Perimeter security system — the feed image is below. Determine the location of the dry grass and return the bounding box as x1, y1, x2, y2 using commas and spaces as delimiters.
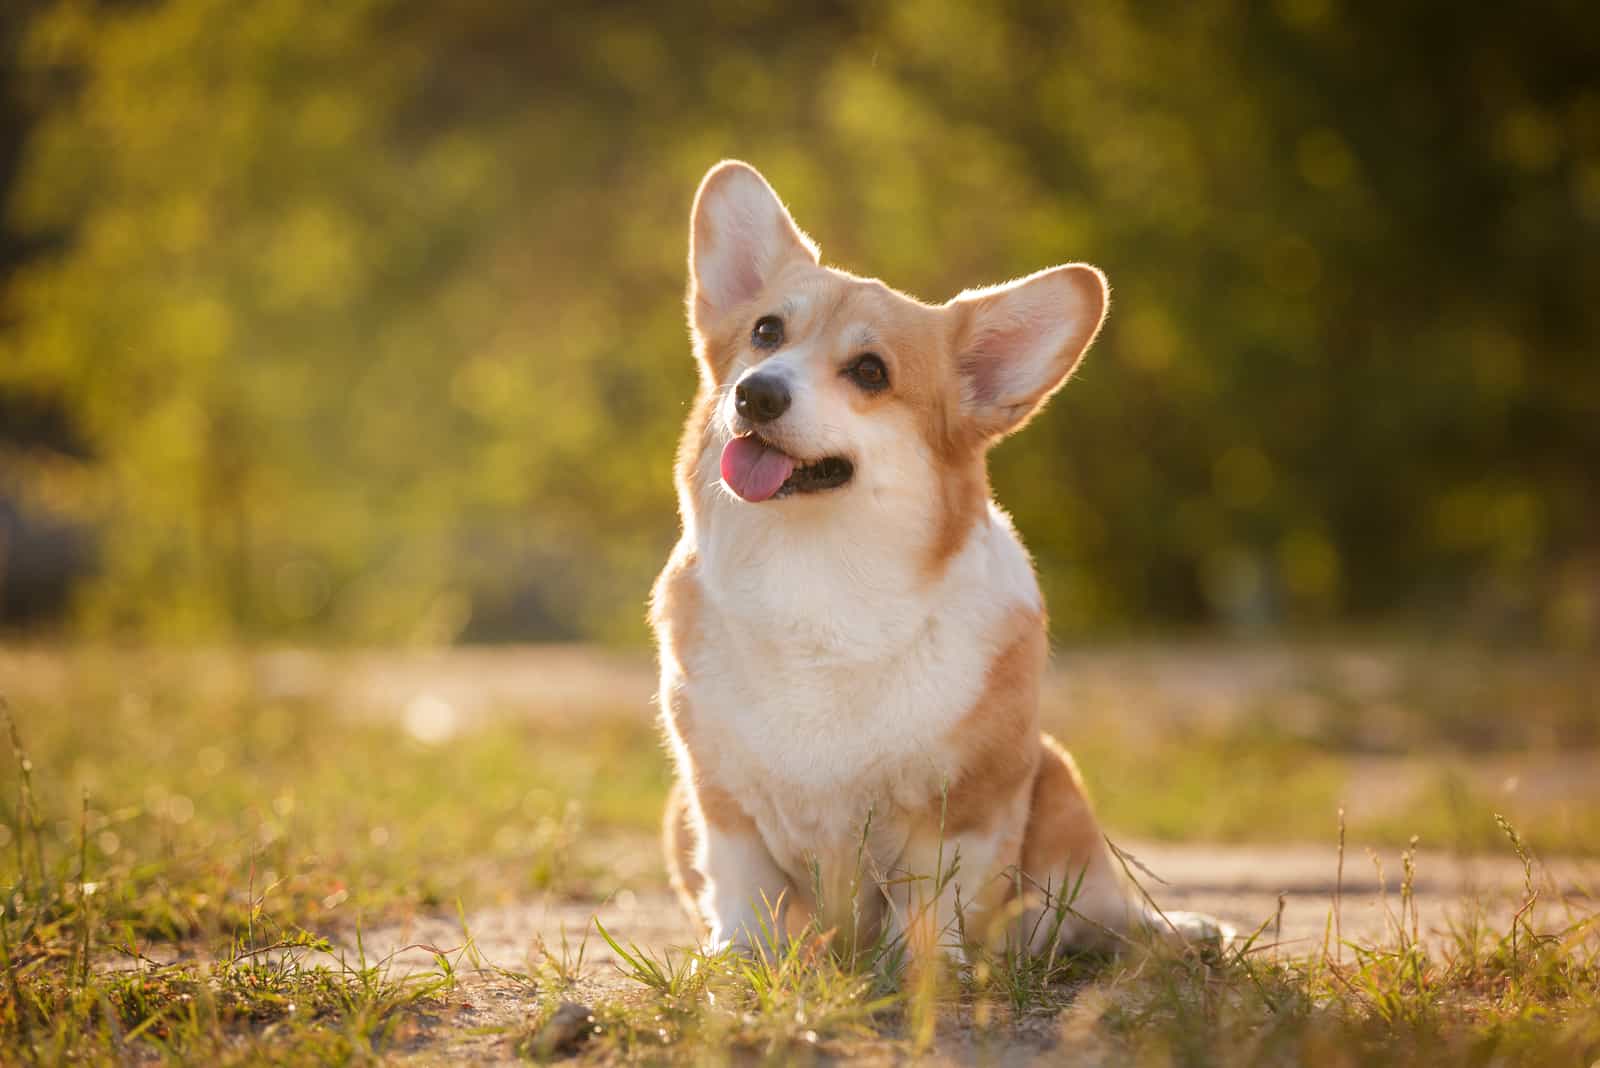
0, 642, 1596, 1063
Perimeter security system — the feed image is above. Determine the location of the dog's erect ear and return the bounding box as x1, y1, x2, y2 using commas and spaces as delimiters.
948, 264, 1108, 439
688, 161, 818, 338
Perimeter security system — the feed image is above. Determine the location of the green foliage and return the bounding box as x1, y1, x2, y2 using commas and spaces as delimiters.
2, 1, 1597, 641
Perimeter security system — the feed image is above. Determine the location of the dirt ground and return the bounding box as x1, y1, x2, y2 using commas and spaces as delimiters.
27, 642, 1586, 1063
353, 839, 1597, 977
326, 838, 1595, 1063
65, 641, 1581, 1059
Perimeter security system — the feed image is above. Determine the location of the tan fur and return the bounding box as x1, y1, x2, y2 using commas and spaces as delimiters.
941, 606, 1047, 834
687, 261, 994, 578
649, 542, 702, 671
695, 780, 757, 833
946, 266, 1109, 440
654, 162, 1224, 960
1021, 734, 1119, 901
925, 456, 990, 576
663, 778, 709, 937
667, 388, 721, 519
654, 546, 759, 916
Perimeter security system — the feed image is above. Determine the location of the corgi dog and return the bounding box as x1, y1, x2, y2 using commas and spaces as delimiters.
653, 161, 1226, 961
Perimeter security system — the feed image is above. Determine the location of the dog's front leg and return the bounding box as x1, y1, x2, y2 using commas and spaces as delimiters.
698, 816, 791, 956
883, 825, 1011, 965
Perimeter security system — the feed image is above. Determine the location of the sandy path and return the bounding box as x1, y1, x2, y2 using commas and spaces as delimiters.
338, 839, 1594, 1062
352, 839, 1597, 978
23, 644, 1588, 1061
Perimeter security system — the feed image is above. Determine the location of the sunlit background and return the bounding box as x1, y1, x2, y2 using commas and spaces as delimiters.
0, 13, 1598, 1048
1, 0, 1594, 648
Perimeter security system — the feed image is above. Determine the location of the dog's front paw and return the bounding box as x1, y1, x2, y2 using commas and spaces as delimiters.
701, 932, 755, 959
1153, 909, 1236, 952
703, 920, 781, 962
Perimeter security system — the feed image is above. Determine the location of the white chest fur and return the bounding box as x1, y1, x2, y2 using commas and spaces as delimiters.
679, 494, 1041, 881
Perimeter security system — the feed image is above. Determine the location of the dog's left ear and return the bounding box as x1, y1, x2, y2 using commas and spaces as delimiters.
688, 161, 818, 340
948, 264, 1108, 440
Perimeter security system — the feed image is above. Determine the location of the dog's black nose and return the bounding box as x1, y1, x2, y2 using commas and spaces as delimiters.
735, 373, 791, 423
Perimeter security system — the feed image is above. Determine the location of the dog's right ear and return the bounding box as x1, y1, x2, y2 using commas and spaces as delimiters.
688, 162, 817, 343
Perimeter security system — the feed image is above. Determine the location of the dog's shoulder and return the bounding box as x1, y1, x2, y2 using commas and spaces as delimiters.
650, 536, 704, 672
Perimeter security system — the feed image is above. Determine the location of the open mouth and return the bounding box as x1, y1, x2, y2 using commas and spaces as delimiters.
720, 434, 854, 503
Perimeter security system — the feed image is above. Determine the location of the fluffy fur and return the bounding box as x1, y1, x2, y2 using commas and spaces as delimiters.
653, 161, 1224, 959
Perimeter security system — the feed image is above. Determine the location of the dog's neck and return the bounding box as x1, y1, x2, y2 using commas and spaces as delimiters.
687, 480, 1029, 668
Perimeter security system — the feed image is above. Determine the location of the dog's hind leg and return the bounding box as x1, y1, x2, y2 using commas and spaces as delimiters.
1019, 733, 1232, 952
1018, 733, 1142, 950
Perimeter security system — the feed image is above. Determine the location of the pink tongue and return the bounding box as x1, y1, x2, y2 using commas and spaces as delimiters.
720, 435, 797, 502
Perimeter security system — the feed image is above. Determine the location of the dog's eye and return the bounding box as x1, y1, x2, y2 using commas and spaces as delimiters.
845, 354, 889, 392
752, 316, 784, 350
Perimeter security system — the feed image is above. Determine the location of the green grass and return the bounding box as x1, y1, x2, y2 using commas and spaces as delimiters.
0, 643, 1597, 1062
0, 653, 674, 1061
528, 826, 1598, 1066
3, 919, 455, 1063
0, 668, 671, 945
1068, 722, 1600, 856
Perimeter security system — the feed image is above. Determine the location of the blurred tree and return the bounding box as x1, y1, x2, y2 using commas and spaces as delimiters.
1, 0, 1596, 644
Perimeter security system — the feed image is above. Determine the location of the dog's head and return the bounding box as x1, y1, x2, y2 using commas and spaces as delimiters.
683, 161, 1106, 557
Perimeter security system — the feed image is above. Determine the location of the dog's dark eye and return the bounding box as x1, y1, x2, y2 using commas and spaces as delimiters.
752, 316, 784, 350
845, 353, 889, 392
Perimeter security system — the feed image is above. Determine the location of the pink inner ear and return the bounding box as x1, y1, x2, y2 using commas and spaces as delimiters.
961, 318, 1037, 404
698, 212, 772, 316
723, 246, 764, 310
